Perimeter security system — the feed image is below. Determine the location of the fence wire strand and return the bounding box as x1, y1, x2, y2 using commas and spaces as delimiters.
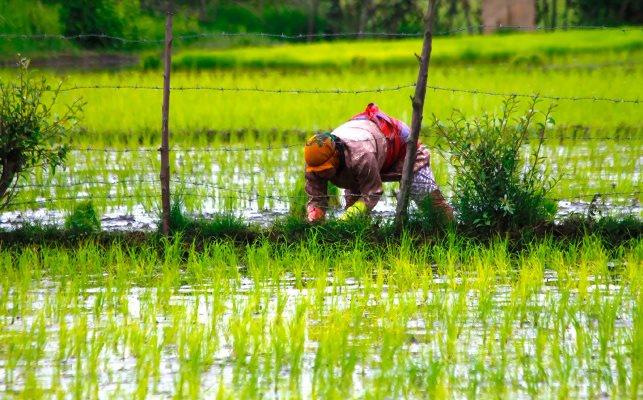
0, 24, 640, 43
53, 83, 642, 105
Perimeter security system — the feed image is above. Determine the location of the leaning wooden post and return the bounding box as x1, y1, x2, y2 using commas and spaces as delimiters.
394, 0, 438, 231
160, 7, 173, 235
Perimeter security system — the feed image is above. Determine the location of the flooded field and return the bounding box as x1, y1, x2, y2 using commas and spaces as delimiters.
2, 139, 641, 230
0, 238, 640, 398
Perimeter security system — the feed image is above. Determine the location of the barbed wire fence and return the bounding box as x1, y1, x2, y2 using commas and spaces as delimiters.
1, 21, 642, 230
1, 24, 641, 43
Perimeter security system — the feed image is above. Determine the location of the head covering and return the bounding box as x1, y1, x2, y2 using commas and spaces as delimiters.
304, 132, 338, 173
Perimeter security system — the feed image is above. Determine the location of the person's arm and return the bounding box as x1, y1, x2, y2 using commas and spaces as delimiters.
305, 171, 328, 222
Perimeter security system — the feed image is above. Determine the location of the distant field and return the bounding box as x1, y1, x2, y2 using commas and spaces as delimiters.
1, 29, 640, 144
170, 29, 643, 69
2, 53, 636, 145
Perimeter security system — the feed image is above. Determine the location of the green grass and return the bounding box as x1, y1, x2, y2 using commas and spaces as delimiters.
0, 235, 640, 398
4, 55, 638, 143
171, 29, 643, 70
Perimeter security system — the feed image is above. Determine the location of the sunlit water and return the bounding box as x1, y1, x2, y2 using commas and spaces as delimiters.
0, 271, 635, 398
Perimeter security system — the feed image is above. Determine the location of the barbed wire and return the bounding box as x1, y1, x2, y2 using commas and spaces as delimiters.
14, 178, 159, 190
53, 83, 642, 104
57, 83, 417, 95
0, 25, 640, 44
67, 133, 642, 154
427, 85, 641, 104
10, 174, 641, 200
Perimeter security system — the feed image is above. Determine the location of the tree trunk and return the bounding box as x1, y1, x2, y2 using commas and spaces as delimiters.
542, 0, 549, 28
563, 0, 569, 29
551, 0, 557, 29
0, 154, 21, 207
198, 0, 207, 22
447, 0, 458, 31
394, 0, 439, 230
462, 0, 474, 34
307, 0, 320, 42
357, 0, 374, 37
328, 0, 343, 35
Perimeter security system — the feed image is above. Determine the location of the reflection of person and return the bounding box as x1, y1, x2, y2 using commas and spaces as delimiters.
304, 103, 454, 222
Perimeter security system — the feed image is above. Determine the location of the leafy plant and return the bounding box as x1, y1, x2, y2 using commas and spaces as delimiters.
408, 194, 453, 234
58, 0, 125, 48
64, 200, 100, 233
434, 96, 558, 233
0, 58, 83, 209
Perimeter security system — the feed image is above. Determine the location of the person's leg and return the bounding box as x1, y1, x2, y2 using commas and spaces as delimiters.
409, 164, 454, 221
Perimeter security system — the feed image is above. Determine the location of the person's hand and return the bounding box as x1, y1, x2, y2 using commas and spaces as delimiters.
339, 201, 368, 220
307, 205, 325, 223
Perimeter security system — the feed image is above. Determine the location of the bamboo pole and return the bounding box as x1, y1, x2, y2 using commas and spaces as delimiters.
160, 8, 173, 235
394, 0, 439, 231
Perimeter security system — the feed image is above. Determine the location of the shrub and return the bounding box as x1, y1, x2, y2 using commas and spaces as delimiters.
58, 0, 124, 48
65, 201, 101, 233
262, 6, 309, 37
433, 97, 558, 233
0, 58, 83, 209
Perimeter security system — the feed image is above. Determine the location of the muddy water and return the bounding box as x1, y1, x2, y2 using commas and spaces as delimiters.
0, 271, 634, 398
0, 200, 640, 231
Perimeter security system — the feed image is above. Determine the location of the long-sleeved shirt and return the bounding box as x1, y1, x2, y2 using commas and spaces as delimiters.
305, 119, 430, 211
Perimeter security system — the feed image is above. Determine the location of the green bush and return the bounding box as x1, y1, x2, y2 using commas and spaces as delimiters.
65, 201, 101, 233
262, 6, 309, 37
408, 195, 453, 234
434, 97, 558, 233
0, 58, 83, 209
0, 0, 66, 54
58, 0, 124, 48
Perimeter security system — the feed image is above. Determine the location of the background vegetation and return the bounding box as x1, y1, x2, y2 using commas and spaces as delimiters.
1, 0, 641, 56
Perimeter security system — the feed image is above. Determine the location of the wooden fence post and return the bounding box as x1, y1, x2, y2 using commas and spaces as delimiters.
160, 7, 173, 235
394, 0, 439, 232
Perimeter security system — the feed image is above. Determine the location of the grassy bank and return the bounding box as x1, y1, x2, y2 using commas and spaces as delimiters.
1, 211, 641, 250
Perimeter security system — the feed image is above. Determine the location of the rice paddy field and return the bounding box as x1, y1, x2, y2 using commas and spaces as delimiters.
2, 31, 642, 224
0, 29, 642, 399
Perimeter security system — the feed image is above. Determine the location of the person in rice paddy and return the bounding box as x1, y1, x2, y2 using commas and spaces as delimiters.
305, 103, 454, 223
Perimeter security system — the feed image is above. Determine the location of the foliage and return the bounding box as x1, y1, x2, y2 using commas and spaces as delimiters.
0, 0, 66, 54
64, 200, 101, 233
288, 180, 307, 218
434, 97, 558, 233
168, 198, 190, 232
57, 0, 125, 48
167, 197, 249, 239
408, 194, 453, 234
0, 58, 83, 209
573, 0, 642, 25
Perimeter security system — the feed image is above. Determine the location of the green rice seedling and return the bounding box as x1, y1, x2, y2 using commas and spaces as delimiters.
64, 200, 101, 233
0, 236, 641, 398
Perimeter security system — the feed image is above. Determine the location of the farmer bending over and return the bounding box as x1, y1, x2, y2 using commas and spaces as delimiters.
305, 103, 454, 222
